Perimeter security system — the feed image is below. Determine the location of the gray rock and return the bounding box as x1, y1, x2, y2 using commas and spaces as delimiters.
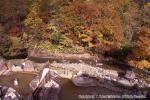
29, 76, 40, 91
4, 87, 20, 100
108, 70, 118, 78
23, 60, 34, 72
124, 69, 135, 80
11, 65, 23, 72
30, 68, 60, 91
2, 70, 12, 76
104, 76, 111, 81
0, 86, 20, 100
72, 73, 98, 87
117, 78, 134, 87
138, 81, 150, 88
1, 86, 9, 94
32, 80, 60, 100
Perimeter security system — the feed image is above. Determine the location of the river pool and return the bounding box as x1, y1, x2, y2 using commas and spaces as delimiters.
0, 72, 127, 100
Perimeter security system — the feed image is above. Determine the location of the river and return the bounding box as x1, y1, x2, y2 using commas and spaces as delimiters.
0, 58, 149, 100
0, 72, 127, 100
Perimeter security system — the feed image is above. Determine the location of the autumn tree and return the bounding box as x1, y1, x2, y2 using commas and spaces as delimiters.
126, 2, 150, 69
127, 27, 150, 69
0, 0, 29, 26
139, 2, 150, 26
53, 0, 125, 52
24, 0, 43, 40
0, 25, 12, 56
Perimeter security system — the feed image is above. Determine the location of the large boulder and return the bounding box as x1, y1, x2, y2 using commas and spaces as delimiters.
117, 78, 135, 87
0, 86, 8, 95
34, 80, 60, 100
72, 72, 98, 87
124, 69, 135, 80
0, 86, 21, 100
29, 76, 40, 91
4, 87, 20, 100
30, 68, 61, 100
30, 68, 60, 91
30, 78, 61, 100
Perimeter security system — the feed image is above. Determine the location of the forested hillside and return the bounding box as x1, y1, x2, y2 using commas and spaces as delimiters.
0, 0, 150, 69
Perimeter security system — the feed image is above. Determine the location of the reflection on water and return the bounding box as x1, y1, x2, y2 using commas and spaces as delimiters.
57, 78, 124, 100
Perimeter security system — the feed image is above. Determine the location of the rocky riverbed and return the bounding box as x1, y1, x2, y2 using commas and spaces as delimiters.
50, 61, 150, 89
0, 56, 150, 99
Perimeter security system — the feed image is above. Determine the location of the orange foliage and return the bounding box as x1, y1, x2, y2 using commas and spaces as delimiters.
128, 60, 150, 69
127, 27, 150, 69
133, 27, 150, 58
75, 1, 99, 20
9, 25, 20, 37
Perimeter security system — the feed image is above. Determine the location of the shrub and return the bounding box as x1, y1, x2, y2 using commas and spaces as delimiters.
128, 60, 150, 69
50, 32, 62, 44
59, 36, 73, 47
126, 27, 150, 69
0, 33, 12, 56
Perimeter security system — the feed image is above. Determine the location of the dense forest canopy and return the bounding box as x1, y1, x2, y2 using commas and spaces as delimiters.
0, 0, 150, 69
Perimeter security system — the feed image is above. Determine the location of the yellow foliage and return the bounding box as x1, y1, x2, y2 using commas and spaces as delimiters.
80, 34, 93, 42
24, 17, 43, 28
24, 1, 43, 28
10, 37, 20, 48
128, 60, 150, 69
22, 32, 28, 40
145, 2, 150, 8
46, 23, 58, 33
88, 42, 94, 48
103, 40, 113, 46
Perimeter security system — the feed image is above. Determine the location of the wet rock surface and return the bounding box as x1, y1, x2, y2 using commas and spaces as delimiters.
0, 86, 21, 100
72, 72, 98, 87
124, 69, 136, 80
117, 70, 150, 89
0, 57, 150, 99
30, 68, 61, 100
117, 78, 135, 87
33, 80, 60, 100
51, 61, 150, 89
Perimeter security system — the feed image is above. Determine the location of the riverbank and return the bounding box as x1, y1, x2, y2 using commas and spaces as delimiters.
1, 55, 150, 88
0, 54, 150, 99
28, 49, 100, 63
